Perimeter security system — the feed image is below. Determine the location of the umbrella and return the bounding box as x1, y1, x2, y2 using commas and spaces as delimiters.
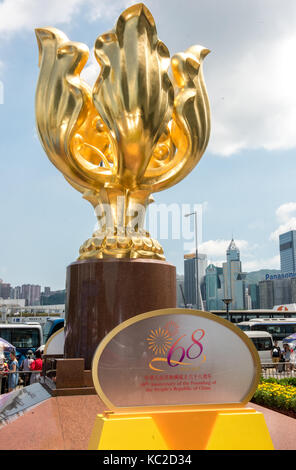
36, 345, 44, 354
282, 333, 296, 343
0, 337, 16, 354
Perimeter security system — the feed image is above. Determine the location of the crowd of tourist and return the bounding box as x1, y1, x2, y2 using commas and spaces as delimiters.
271, 341, 296, 372
0, 349, 43, 395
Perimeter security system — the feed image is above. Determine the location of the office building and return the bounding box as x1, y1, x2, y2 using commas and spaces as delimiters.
176, 274, 185, 308
205, 264, 224, 310
184, 253, 207, 308
248, 284, 260, 309
279, 230, 296, 273
12, 286, 22, 300
222, 239, 247, 310
259, 276, 294, 309
245, 288, 252, 310
0, 280, 11, 299
21, 284, 41, 306
44, 286, 51, 296
291, 277, 296, 302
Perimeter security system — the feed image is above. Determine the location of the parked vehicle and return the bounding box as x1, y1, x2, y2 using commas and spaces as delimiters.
42, 318, 64, 345
237, 318, 296, 344
0, 323, 43, 366
244, 331, 274, 364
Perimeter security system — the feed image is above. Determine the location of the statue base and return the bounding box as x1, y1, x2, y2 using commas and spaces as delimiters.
42, 358, 96, 396
64, 258, 176, 369
88, 407, 274, 450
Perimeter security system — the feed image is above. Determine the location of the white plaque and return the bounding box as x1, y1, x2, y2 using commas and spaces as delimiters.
92, 309, 261, 412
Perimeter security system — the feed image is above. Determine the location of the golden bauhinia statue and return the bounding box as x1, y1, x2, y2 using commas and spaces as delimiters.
35, 3, 210, 260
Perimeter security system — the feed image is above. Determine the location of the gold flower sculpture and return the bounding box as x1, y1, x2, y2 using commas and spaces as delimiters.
35, 3, 210, 260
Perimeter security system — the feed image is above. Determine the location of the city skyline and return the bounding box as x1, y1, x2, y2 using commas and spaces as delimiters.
0, 232, 286, 292
1, 1, 296, 289
1, 231, 294, 311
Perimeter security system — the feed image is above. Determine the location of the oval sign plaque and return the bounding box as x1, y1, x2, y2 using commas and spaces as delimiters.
43, 328, 64, 356
92, 309, 261, 412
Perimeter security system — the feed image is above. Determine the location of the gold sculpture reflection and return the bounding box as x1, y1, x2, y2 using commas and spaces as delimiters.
35, 3, 210, 260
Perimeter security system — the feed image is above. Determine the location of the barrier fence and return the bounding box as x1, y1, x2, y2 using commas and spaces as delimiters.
0, 370, 49, 395
1, 361, 295, 396
0, 356, 60, 395
260, 362, 296, 380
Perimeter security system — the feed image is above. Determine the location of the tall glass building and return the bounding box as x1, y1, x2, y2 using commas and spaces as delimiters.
279, 230, 296, 273
222, 239, 247, 310
205, 264, 224, 310
204, 239, 247, 310
184, 253, 207, 309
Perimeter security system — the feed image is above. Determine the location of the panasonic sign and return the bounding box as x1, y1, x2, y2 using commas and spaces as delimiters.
265, 272, 296, 281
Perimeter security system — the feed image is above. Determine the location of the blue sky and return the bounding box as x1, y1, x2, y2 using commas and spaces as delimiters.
1, 0, 296, 289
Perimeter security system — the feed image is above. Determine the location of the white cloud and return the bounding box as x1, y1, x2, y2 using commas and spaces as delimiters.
242, 255, 280, 272
200, 238, 277, 272
270, 219, 296, 241
270, 202, 296, 240
208, 34, 296, 156
82, 22, 296, 157
200, 239, 252, 260
276, 202, 296, 223
0, 0, 85, 34
85, 0, 134, 22
0, 0, 130, 35
81, 48, 100, 87
148, 0, 296, 157
1, 0, 296, 157
209, 249, 280, 272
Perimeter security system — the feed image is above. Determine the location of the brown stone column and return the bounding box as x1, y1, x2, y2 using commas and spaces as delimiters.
64, 259, 176, 369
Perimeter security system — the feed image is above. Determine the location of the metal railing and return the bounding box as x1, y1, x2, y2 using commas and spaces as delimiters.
0, 369, 53, 395
1, 360, 295, 395
0, 356, 60, 394
261, 362, 296, 380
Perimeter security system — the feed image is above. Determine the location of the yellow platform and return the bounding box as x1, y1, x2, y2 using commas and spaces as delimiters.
88, 406, 274, 450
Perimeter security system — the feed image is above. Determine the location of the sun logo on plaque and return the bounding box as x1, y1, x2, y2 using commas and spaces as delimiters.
146, 328, 173, 356
146, 325, 207, 371
163, 320, 179, 337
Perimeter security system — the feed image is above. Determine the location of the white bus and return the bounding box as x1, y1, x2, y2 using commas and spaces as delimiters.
244, 331, 274, 364
0, 323, 43, 358
236, 318, 296, 344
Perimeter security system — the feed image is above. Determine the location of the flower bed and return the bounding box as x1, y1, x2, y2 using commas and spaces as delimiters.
252, 378, 296, 418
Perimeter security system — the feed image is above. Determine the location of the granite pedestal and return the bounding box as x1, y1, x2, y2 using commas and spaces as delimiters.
64, 258, 176, 370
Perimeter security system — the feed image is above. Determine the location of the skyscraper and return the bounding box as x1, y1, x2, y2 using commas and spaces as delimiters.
279, 230, 296, 273
21, 284, 41, 306
176, 274, 185, 308
248, 284, 260, 309
184, 253, 207, 308
222, 239, 247, 310
205, 264, 224, 310
0, 280, 11, 299
259, 277, 292, 309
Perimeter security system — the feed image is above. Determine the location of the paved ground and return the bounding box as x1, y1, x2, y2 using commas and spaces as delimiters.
1, 361, 295, 451
249, 402, 296, 450
0, 392, 295, 450
0, 394, 102, 450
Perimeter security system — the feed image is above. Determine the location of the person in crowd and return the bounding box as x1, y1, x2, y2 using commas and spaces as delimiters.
30, 350, 43, 384
21, 350, 34, 386
0, 355, 9, 394
271, 341, 281, 371
277, 346, 285, 373
283, 343, 291, 372
8, 351, 19, 392
290, 343, 296, 371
